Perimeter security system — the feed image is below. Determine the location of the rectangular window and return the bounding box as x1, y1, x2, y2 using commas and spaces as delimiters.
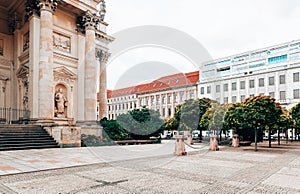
294, 89, 300, 99
259, 93, 264, 96
207, 86, 211, 94
240, 81, 245, 89
157, 96, 160, 105
269, 92, 275, 98
269, 77, 275, 86
294, 72, 299, 82
249, 80, 255, 88
259, 78, 264, 87
167, 95, 171, 104
232, 82, 237, 90
280, 91, 286, 100
250, 94, 254, 98
174, 94, 178, 103
279, 75, 285, 84
224, 83, 228, 92
240, 95, 246, 102
180, 92, 185, 101
151, 97, 155, 105
216, 85, 220, 93
223, 97, 228, 103
268, 54, 287, 64
200, 87, 205, 94
232, 96, 237, 103
190, 93, 195, 99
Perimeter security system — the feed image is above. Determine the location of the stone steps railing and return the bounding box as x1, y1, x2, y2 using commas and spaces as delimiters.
0, 108, 30, 124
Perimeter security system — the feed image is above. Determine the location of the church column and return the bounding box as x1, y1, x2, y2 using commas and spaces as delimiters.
83, 11, 98, 122
38, 1, 59, 120
25, 0, 41, 119
28, 15, 40, 119
9, 12, 22, 110
96, 49, 110, 120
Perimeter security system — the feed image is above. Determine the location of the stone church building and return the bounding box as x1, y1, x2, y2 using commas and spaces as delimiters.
0, 0, 113, 146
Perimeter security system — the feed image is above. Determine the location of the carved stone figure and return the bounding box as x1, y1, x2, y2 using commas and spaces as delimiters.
54, 88, 67, 118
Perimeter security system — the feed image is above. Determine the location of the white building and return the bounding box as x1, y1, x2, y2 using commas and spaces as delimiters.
198, 40, 300, 109
104, 71, 199, 120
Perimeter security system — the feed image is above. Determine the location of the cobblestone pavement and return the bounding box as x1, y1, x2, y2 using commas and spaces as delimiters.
0, 141, 300, 193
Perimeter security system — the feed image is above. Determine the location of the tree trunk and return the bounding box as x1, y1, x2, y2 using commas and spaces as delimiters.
254, 127, 258, 151
187, 131, 193, 145
268, 131, 272, 148
199, 129, 203, 141
219, 130, 222, 142
278, 129, 280, 145
286, 129, 288, 144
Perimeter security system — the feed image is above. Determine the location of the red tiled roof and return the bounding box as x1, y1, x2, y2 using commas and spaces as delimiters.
99, 71, 199, 99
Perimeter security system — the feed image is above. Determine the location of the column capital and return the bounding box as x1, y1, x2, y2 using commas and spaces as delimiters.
39, 0, 60, 12
8, 12, 22, 34
76, 10, 101, 33
25, 0, 60, 21
95, 48, 110, 64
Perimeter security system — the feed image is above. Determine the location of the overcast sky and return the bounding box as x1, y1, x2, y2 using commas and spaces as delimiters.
104, 0, 300, 89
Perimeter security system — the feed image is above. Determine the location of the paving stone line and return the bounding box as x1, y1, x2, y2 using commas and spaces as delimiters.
0, 183, 18, 194
236, 147, 300, 193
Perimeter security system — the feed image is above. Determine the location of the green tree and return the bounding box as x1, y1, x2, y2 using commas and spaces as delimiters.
200, 103, 227, 141
223, 102, 247, 133
174, 98, 212, 140
117, 107, 164, 140
100, 118, 131, 141
276, 109, 292, 145
243, 96, 282, 148
291, 102, 300, 140
164, 117, 179, 131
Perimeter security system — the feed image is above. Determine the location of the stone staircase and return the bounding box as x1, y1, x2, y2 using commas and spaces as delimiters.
0, 125, 59, 151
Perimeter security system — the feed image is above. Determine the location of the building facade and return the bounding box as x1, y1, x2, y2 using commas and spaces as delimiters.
105, 71, 199, 120
199, 40, 300, 109
0, 0, 113, 124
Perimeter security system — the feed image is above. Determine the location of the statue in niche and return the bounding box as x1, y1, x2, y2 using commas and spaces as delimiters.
54, 88, 67, 118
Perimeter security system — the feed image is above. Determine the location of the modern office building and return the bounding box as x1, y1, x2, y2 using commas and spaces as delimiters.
104, 71, 199, 120
198, 39, 300, 109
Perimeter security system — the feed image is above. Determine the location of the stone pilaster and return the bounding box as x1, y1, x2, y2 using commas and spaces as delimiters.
96, 49, 110, 119
38, 1, 58, 121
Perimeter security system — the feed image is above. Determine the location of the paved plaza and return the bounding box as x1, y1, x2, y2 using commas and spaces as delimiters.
0, 140, 300, 193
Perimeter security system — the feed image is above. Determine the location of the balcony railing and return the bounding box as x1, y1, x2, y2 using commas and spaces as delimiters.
0, 108, 30, 124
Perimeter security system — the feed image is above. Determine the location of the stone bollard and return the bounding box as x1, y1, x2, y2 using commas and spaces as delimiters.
232, 134, 239, 147
174, 135, 187, 156
209, 135, 219, 151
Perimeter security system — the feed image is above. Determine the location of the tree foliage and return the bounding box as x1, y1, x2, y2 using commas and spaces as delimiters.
117, 107, 164, 139
173, 98, 213, 133
223, 95, 283, 146
100, 118, 131, 141
223, 103, 247, 132
291, 102, 300, 130
200, 103, 227, 140
243, 96, 282, 130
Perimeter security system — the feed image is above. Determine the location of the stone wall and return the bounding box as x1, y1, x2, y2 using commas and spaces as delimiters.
45, 125, 81, 147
